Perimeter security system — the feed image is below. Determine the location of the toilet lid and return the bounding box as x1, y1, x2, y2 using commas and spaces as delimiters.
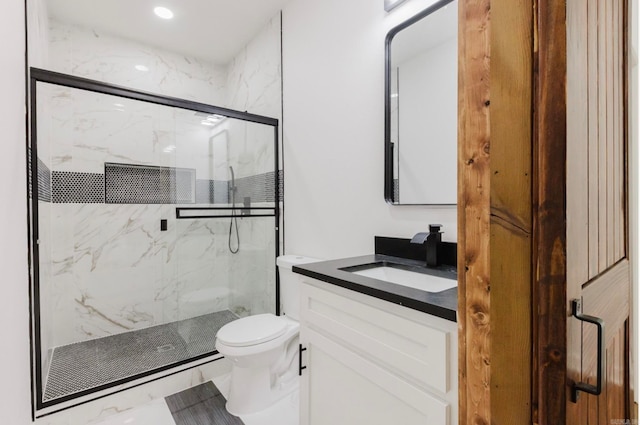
216, 314, 288, 347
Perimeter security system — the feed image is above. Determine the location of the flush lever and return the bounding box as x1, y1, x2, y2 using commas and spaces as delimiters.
570, 299, 605, 402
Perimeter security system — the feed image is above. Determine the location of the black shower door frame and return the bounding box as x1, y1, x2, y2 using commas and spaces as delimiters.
27, 67, 281, 414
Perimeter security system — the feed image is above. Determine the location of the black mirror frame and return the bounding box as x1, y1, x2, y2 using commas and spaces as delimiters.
384, 0, 456, 205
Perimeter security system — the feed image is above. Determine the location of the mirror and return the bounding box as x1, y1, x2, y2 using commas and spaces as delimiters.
385, 0, 458, 205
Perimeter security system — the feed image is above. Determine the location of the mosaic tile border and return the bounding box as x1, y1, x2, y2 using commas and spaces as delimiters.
105, 163, 196, 204
31, 162, 283, 205
233, 170, 281, 204
52, 171, 104, 203
195, 179, 229, 204
37, 159, 52, 202
27, 151, 53, 203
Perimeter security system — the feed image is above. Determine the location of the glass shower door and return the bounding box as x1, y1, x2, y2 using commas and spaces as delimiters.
30, 69, 279, 411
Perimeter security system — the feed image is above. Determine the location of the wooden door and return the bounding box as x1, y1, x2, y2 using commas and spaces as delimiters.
536, 0, 631, 423
457, 0, 632, 423
565, 0, 630, 421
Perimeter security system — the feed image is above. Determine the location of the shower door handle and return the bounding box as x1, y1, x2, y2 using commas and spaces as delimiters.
299, 344, 307, 376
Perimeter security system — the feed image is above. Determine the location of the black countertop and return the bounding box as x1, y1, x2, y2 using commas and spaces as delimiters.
292, 254, 457, 322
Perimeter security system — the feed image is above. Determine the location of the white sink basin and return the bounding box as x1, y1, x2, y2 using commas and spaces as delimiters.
351, 266, 457, 292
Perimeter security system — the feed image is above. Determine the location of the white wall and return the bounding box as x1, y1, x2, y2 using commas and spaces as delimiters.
282, 0, 456, 260
0, 2, 32, 425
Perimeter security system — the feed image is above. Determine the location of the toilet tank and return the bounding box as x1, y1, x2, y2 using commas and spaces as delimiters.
277, 255, 319, 320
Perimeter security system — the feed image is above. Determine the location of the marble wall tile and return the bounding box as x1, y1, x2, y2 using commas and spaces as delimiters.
173, 110, 218, 181
227, 120, 276, 179
226, 15, 282, 119
49, 20, 228, 106
227, 218, 276, 317
49, 203, 167, 346
27, 0, 50, 68
209, 123, 231, 181
41, 13, 282, 350
225, 14, 281, 180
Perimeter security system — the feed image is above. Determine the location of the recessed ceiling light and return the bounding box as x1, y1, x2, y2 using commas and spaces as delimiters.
135, 65, 149, 72
154, 6, 174, 20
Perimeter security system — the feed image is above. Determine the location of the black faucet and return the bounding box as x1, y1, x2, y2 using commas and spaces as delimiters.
410, 224, 443, 267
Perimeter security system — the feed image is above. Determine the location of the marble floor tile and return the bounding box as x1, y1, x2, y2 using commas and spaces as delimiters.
166, 381, 242, 425
84, 374, 298, 425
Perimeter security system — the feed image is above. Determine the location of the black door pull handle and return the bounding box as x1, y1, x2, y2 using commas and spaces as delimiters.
299, 344, 307, 376
570, 299, 605, 402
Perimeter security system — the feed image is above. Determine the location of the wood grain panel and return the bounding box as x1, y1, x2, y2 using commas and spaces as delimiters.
590, 0, 627, 273
582, 323, 628, 423
606, 324, 627, 420
616, 0, 627, 261
587, 391, 599, 424
566, 1, 590, 423
582, 261, 630, 370
566, 0, 590, 287
620, 0, 628, 259
587, 0, 600, 279
489, 0, 533, 421
611, 0, 624, 262
597, 0, 608, 272
458, 0, 491, 422
579, 261, 630, 423
606, 0, 615, 267
533, 0, 568, 422
459, 0, 537, 423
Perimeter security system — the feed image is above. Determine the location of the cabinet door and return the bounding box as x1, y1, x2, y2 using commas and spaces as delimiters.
300, 327, 450, 425
300, 281, 452, 394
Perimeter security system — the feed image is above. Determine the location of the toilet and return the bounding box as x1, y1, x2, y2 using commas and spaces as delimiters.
215, 254, 318, 415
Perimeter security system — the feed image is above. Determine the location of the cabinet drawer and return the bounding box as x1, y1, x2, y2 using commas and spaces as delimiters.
301, 282, 451, 394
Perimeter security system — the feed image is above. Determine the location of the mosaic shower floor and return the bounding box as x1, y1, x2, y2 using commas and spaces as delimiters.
44, 310, 238, 402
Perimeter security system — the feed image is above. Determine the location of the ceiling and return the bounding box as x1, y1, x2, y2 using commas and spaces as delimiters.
46, 0, 291, 65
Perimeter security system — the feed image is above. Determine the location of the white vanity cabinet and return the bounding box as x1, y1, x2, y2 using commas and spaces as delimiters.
298, 278, 458, 425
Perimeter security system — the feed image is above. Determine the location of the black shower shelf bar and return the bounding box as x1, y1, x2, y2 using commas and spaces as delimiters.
176, 206, 276, 219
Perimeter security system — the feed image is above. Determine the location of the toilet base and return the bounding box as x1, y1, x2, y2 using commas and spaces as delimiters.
225, 365, 299, 416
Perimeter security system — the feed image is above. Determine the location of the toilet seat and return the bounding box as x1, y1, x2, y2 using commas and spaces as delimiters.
216, 314, 287, 347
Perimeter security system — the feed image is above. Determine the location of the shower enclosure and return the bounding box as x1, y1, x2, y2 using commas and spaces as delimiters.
28, 68, 280, 411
